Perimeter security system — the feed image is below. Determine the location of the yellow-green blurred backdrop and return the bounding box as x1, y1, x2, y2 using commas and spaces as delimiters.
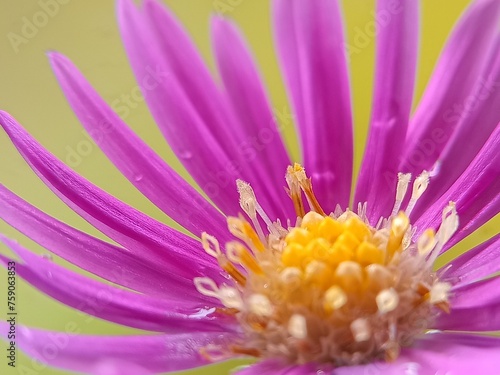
0, 1, 497, 374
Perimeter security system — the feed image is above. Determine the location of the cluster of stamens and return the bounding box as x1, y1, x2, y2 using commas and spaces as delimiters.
195, 164, 458, 366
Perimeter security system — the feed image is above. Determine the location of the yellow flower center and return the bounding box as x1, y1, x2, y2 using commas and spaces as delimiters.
195, 164, 457, 366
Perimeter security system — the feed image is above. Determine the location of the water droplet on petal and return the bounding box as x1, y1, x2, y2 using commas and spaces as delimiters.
41, 254, 53, 261
179, 150, 193, 160
46, 271, 53, 279
133, 174, 143, 182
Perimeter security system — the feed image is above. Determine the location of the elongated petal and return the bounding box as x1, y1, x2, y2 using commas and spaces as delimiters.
440, 234, 500, 287
410, 41, 500, 220
211, 16, 293, 217
355, 0, 419, 221
0, 184, 181, 298
273, 0, 353, 211
118, 0, 286, 219
1, 324, 233, 375
414, 123, 500, 251
435, 277, 500, 331
0, 111, 222, 297
48, 52, 228, 239
0, 237, 228, 329
402, 0, 500, 174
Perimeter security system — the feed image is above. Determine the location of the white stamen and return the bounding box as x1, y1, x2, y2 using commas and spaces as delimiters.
237, 179, 257, 218
194, 277, 220, 299
201, 233, 222, 258
237, 179, 273, 242
300, 211, 324, 228
417, 229, 436, 256
333, 204, 344, 218
391, 173, 411, 216
357, 202, 368, 222
429, 282, 452, 304
336, 261, 363, 284
288, 314, 308, 339
194, 277, 244, 309
237, 180, 267, 242
376, 288, 400, 314
225, 242, 242, 264
218, 286, 244, 310
324, 285, 348, 310
427, 202, 459, 265
248, 294, 273, 317
405, 171, 430, 216
350, 318, 371, 342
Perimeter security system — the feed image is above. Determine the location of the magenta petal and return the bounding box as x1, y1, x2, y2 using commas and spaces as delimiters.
0, 184, 186, 298
402, 0, 500, 175
1, 324, 233, 375
414, 124, 500, 251
0, 111, 222, 291
48, 51, 227, 239
273, 0, 353, 211
0, 237, 228, 330
440, 234, 500, 287
117, 0, 286, 219
409, 39, 500, 220
435, 276, 500, 331
210, 16, 294, 218
117, 0, 239, 216
355, 0, 419, 222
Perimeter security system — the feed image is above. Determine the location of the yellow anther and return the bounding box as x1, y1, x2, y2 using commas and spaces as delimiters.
316, 216, 344, 242
305, 238, 330, 262
356, 241, 384, 266
285, 228, 313, 246
323, 285, 347, 312
386, 212, 410, 260
336, 231, 361, 250
226, 242, 263, 275
344, 217, 371, 241
326, 242, 354, 266
281, 243, 307, 268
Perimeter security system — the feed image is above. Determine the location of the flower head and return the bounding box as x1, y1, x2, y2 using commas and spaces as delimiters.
1, 0, 500, 374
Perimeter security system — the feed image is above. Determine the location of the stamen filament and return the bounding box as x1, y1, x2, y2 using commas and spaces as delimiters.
405, 171, 430, 216
218, 256, 247, 286
391, 173, 411, 216
227, 242, 263, 274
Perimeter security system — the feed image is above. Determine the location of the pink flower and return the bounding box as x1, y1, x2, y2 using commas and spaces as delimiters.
1, 0, 500, 374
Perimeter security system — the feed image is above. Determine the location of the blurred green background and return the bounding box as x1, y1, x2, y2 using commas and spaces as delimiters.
0, 0, 498, 374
